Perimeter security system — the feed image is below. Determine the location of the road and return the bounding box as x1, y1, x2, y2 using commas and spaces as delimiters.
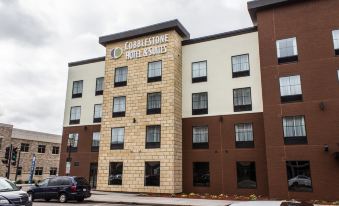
32, 200, 154, 206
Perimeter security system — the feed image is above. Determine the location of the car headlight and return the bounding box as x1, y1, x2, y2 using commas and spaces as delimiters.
0, 197, 10, 205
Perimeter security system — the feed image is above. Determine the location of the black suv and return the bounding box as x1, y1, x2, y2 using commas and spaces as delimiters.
27, 176, 91, 203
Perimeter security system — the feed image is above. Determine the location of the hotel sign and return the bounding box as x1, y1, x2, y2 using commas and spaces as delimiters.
111, 34, 169, 60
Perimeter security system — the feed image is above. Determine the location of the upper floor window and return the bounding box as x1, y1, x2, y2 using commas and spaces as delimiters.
192, 61, 207, 83
113, 96, 126, 117
283, 116, 307, 145
68, 133, 79, 152
52, 146, 59, 154
111, 127, 124, 149
20, 143, 29, 152
232, 54, 250, 78
95, 77, 104, 95
0, 138, 2, 150
146, 125, 161, 149
70, 106, 81, 124
147, 92, 161, 115
93, 104, 102, 123
332, 30, 339, 55
279, 75, 302, 103
233, 88, 252, 112
72, 80, 83, 98
276, 37, 298, 64
148, 61, 162, 83
192, 126, 208, 149
114, 67, 128, 87
286, 161, 312, 192
38, 145, 46, 154
192, 92, 208, 115
92, 132, 100, 152
337, 70, 339, 81
235, 123, 254, 148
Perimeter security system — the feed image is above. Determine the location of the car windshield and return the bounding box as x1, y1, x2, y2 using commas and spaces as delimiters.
0, 179, 19, 192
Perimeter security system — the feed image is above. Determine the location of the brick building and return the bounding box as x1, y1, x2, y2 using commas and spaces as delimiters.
0, 123, 61, 182
59, 0, 339, 200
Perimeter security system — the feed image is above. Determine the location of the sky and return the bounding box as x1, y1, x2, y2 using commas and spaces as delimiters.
0, 0, 253, 135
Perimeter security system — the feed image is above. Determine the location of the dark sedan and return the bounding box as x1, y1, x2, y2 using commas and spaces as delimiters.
0, 177, 32, 206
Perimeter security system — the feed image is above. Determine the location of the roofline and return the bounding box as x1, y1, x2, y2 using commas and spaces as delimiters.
12, 128, 61, 137
68, 56, 105, 67
99, 19, 190, 46
247, 0, 305, 24
182, 26, 257, 46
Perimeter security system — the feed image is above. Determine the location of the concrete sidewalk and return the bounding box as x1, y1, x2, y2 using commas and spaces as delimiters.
88, 190, 235, 206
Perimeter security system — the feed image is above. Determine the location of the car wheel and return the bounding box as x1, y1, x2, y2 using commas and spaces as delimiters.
27, 192, 34, 202
77, 197, 84, 202
58, 193, 67, 203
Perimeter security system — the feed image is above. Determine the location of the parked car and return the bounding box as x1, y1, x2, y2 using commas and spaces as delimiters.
27, 176, 91, 203
0, 177, 32, 206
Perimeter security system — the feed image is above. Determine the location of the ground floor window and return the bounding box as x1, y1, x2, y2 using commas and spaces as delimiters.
286, 161, 312, 192
145, 161, 160, 187
237, 161, 257, 189
50, 167, 57, 176
193, 162, 210, 187
16, 167, 22, 176
108, 162, 123, 185
35, 167, 43, 176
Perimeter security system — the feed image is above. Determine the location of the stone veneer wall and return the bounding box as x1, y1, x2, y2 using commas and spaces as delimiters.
97, 30, 183, 193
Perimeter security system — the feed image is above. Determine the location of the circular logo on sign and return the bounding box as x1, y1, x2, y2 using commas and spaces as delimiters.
111, 47, 123, 59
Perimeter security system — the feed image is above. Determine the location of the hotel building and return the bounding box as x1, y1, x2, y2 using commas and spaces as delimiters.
60, 0, 339, 200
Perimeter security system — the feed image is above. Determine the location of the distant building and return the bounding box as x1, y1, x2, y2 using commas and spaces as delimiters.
0, 123, 61, 182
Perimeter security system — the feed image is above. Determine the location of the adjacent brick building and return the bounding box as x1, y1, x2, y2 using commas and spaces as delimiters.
60, 0, 339, 200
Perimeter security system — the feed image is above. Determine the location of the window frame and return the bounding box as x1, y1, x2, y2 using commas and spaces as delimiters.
111, 127, 124, 150
91, 132, 100, 152
147, 60, 162, 83
72, 80, 83, 98
112, 96, 126, 117
231, 54, 250, 78
282, 115, 308, 145
279, 75, 303, 103
192, 126, 209, 149
191, 60, 207, 83
193, 162, 210, 187
276, 37, 298, 64
286, 160, 313, 192
52, 146, 59, 155
234, 123, 254, 148
114, 66, 128, 87
49, 167, 57, 176
233, 87, 252, 112
144, 161, 160, 187
95, 77, 104, 95
16, 166, 22, 176
20, 143, 30, 152
192, 92, 208, 115
37, 145, 46, 154
93, 104, 102, 123
145, 125, 161, 149
147, 92, 161, 115
236, 161, 257, 189
108, 162, 123, 185
69, 106, 81, 124
67, 133, 79, 152
35, 167, 43, 176
332, 29, 339, 55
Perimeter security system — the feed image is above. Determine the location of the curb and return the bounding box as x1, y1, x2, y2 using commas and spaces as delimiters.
87, 199, 192, 206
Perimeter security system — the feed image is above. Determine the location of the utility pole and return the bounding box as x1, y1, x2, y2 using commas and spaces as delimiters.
7, 144, 12, 179
15, 149, 21, 182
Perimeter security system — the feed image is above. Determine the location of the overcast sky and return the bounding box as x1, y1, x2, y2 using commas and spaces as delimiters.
0, 0, 253, 134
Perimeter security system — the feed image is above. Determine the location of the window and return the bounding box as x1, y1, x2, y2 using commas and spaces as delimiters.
108, 162, 123, 185
145, 161, 160, 186
193, 162, 209, 187
35, 167, 43, 176
113, 96, 126, 117
147, 92, 161, 115
232, 54, 250, 78
148, 61, 162, 83
16, 167, 22, 176
286, 161, 312, 192
233, 88, 252, 112
235, 123, 254, 148
337, 70, 339, 81
52, 146, 59, 154
192, 92, 208, 115
68, 133, 79, 152
237, 161, 257, 189
283, 116, 307, 144
146, 125, 161, 149
114, 67, 128, 87
70, 106, 81, 124
276, 37, 298, 64
37, 145, 46, 153
20, 143, 29, 152
0, 138, 2, 150
192, 126, 208, 149
95, 77, 104, 95
50, 167, 57, 176
92, 132, 100, 152
111, 128, 124, 149
279, 75, 302, 103
93, 104, 102, 123
72, 80, 83, 98
332, 30, 339, 55
192, 61, 207, 83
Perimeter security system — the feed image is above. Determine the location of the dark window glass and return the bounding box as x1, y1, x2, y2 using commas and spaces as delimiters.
72, 80, 83, 98
37, 145, 46, 153
145, 161, 160, 186
232, 54, 250, 78
279, 75, 302, 103
146, 125, 161, 149
17, 167, 22, 176
192, 61, 207, 83
35, 167, 43, 175
108, 162, 123, 185
147, 92, 161, 115
286, 161, 312, 192
113, 96, 126, 117
192, 126, 208, 149
276, 37, 298, 64
283, 116, 307, 144
70, 106, 81, 124
235, 123, 254, 148
111, 128, 124, 149
148, 61, 162, 82
50, 167, 57, 176
193, 162, 210, 187
114, 67, 128, 87
192, 92, 208, 115
52, 146, 59, 154
93, 104, 102, 123
20, 143, 29, 152
95, 77, 104, 95
237, 161, 257, 189
233, 88, 252, 112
